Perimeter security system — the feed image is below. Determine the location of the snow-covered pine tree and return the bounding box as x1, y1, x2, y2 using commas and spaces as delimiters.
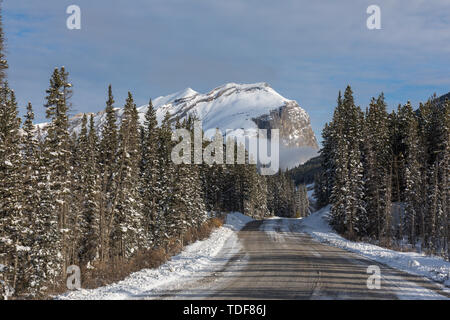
77, 114, 101, 263
98, 85, 119, 261
316, 122, 334, 208
140, 99, 160, 248
329, 91, 349, 234
20, 102, 40, 294
364, 94, 392, 239
112, 92, 144, 259
0, 85, 27, 298
43, 67, 73, 275
184, 119, 207, 228
26, 120, 62, 296
402, 102, 422, 246
154, 112, 175, 248
66, 130, 83, 266
327, 86, 366, 239
170, 118, 192, 240
443, 99, 450, 260
345, 90, 365, 240
424, 97, 448, 255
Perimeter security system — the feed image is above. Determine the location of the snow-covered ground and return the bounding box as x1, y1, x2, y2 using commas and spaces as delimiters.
300, 205, 450, 290
58, 213, 252, 300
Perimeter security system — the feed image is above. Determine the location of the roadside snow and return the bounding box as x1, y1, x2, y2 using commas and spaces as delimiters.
58, 213, 251, 300
300, 205, 450, 290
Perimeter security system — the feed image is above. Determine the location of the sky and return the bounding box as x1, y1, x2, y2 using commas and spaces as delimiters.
3, 0, 450, 143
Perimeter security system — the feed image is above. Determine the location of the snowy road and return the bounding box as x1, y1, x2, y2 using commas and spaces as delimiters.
151, 218, 449, 300
60, 213, 449, 300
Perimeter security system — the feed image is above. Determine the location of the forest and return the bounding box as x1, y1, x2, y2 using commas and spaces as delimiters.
0, 64, 310, 298
314, 86, 449, 260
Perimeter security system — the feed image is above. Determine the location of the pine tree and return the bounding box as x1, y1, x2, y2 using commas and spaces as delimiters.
77, 114, 101, 263
424, 97, 449, 254
98, 85, 119, 261
402, 102, 421, 245
364, 94, 391, 239
327, 86, 366, 239
140, 99, 159, 247
67, 131, 83, 266
0, 85, 26, 297
112, 92, 144, 259
442, 99, 450, 260
43, 67, 72, 276
154, 112, 176, 247
27, 122, 62, 296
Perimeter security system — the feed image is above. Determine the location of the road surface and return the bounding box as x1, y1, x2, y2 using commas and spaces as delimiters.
150, 219, 449, 300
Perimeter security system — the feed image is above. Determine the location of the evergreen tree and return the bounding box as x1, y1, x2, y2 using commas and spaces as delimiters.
140, 99, 159, 247
364, 94, 391, 239
43, 67, 73, 275
112, 92, 144, 259
98, 85, 119, 261
78, 114, 101, 263
402, 102, 422, 245
0, 85, 26, 297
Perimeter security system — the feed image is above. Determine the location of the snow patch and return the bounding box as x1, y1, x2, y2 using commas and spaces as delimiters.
57, 213, 252, 300
300, 205, 450, 290
225, 212, 253, 231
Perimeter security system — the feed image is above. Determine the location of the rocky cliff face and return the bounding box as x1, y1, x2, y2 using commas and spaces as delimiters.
252, 100, 318, 149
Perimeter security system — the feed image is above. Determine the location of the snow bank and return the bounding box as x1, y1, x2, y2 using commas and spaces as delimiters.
301, 205, 450, 288
58, 213, 252, 300
224, 212, 253, 231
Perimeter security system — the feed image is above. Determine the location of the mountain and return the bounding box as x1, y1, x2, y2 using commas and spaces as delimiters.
437, 92, 450, 105
39, 82, 319, 167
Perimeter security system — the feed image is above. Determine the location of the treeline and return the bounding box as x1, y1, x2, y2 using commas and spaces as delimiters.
267, 171, 309, 218
315, 86, 449, 260
288, 155, 322, 186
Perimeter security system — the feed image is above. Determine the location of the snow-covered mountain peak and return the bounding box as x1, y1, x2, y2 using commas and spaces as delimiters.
152, 87, 199, 107
37, 82, 319, 167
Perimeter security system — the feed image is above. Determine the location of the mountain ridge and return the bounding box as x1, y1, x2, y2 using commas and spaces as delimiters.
36, 82, 319, 167
39, 82, 318, 149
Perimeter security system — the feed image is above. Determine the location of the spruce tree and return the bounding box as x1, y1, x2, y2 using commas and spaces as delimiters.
154, 112, 176, 247
402, 102, 422, 245
112, 92, 144, 259
77, 114, 101, 263
0, 85, 26, 297
43, 67, 73, 275
364, 94, 391, 239
140, 99, 159, 247
98, 85, 119, 261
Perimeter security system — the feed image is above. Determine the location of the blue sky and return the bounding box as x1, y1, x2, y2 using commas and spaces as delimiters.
3, 0, 450, 142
